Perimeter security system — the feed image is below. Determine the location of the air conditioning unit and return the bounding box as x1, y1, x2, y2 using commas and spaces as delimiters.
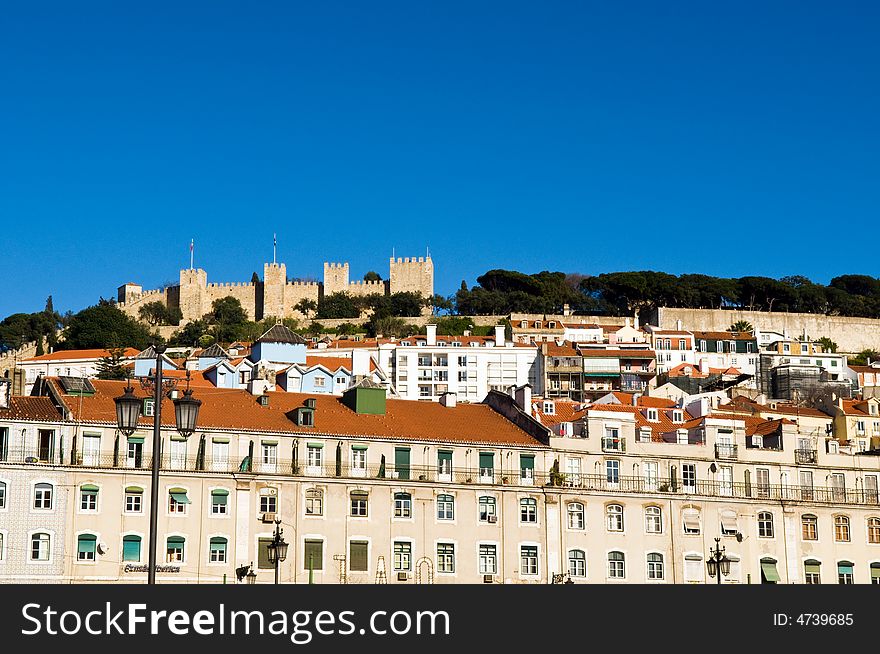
487, 515, 498, 523
483, 574, 494, 584
261, 512, 276, 523
397, 572, 409, 581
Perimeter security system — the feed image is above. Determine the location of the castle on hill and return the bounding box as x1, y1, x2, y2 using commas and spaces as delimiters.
117, 257, 433, 323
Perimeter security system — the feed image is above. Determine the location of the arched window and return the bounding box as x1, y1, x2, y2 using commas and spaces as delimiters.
568, 549, 586, 577
479, 496, 497, 522
801, 514, 818, 541
757, 511, 774, 538
567, 502, 585, 530
607, 551, 625, 578
394, 492, 412, 518
122, 535, 141, 562
868, 517, 880, 544
30, 532, 51, 561
834, 515, 851, 542
804, 559, 821, 584
837, 560, 854, 584
606, 504, 624, 532
305, 488, 322, 516
77, 534, 97, 562
209, 537, 227, 563
645, 506, 662, 533
437, 494, 454, 520
647, 553, 664, 580
0, 481, 6, 509
520, 498, 537, 524
34, 483, 53, 510
166, 536, 185, 563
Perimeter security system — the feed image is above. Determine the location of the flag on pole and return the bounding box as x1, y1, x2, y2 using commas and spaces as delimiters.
273, 233, 277, 264
190, 239, 194, 269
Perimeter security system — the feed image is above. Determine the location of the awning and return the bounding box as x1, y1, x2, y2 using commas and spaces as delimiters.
805, 560, 821, 575
520, 454, 535, 470
262, 439, 279, 445
78, 535, 97, 553
720, 512, 738, 533
308, 442, 324, 449
80, 484, 99, 495
170, 434, 188, 442
438, 450, 452, 462
127, 436, 145, 444
125, 486, 144, 493
212, 437, 230, 444
683, 510, 701, 532
211, 489, 229, 504
761, 560, 780, 582
351, 445, 368, 451
838, 562, 854, 575
169, 488, 191, 504
871, 564, 880, 580
479, 452, 494, 468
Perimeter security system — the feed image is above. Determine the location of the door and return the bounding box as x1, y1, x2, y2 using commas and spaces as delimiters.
866, 475, 879, 504
82, 434, 100, 466
682, 463, 696, 493
38, 430, 54, 463
212, 441, 229, 472
799, 470, 813, 500
395, 447, 411, 480
127, 440, 144, 468
719, 466, 733, 496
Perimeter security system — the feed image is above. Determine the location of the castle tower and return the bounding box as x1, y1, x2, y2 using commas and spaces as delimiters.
263, 262, 287, 320
323, 262, 350, 296
389, 256, 433, 299
117, 282, 143, 305
178, 268, 209, 322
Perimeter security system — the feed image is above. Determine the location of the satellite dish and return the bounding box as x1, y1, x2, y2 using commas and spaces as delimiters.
97, 542, 108, 555
735, 532, 744, 543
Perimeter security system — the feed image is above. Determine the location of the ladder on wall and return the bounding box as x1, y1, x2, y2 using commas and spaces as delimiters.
375, 556, 387, 584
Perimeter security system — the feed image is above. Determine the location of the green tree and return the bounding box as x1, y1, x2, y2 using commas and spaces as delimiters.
168, 319, 210, 347
729, 320, 754, 332
60, 300, 155, 350
294, 299, 318, 316
363, 271, 382, 282
817, 337, 837, 353
429, 294, 454, 315
207, 296, 249, 343
97, 346, 131, 380
317, 293, 361, 319
138, 301, 170, 326
367, 316, 416, 338
848, 349, 880, 366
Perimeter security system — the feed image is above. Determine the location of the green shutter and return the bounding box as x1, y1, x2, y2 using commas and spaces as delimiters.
520, 454, 535, 470
838, 562, 854, 575
212, 437, 230, 444
169, 488, 191, 504
351, 445, 368, 451
262, 440, 279, 445
125, 486, 144, 493
78, 535, 97, 554
127, 436, 145, 444
805, 561, 821, 575
395, 448, 411, 480
871, 564, 880, 580
305, 539, 323, 571
170, 434, 187, 442
308, 442, 324, 449
258, 538, 273, 569
122, 536, 141, 561
761, 560, 780, 582
211, 489, 229, 505
350, 541, 368, 572
479, 452, 494, 469
80, 484, 99, 494
438, 450, 452, 464
209, 537, 227, 552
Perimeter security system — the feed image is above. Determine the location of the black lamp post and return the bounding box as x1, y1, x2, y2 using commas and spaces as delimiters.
236, 562, 258, 584
266, 518, 288, 585
706, 537, 731, 585
114, 345, 201, 585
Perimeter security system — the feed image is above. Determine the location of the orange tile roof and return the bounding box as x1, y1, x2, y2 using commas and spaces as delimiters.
691, 331, 755, 341
23, 348, 140, 362
543, 342, 579, 357
148, 369, 216, 388
841, 400, 875, 417
45, 379, 546, 447
533, 400, 588, 426
579, 348, 655, 358
0, 397, 64, 422
304, 355, 353, 371
721, 397, 829, 419
587, 402, 693, 441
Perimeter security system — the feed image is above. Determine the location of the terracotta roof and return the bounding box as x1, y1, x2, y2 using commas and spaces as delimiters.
0, 397, 64, 422
579, 349, 654, 358
149, 369, 216, 388
543, 342, 579, 357
43, 378, 546, 447
841, 400, 877, 417
23, 348, 139, 362
724, 397, 830, 419
742, 416, 795, 437
533, 400, 588, 426
587, 402, 693, 441
560, 322, 601, 329
691, 331, 755, 341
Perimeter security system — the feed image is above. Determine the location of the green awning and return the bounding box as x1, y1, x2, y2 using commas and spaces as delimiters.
170, 434, 188, 442
804, 561, 821, 575
169, 488, 190, 504
209, 537, 227, 546
351, 445, 368, 451
262, 439, 279, 445
125, 486, 144, 493
127, 436, 145, 444
838, 562, 854, 575
212, 437, 230, 443
871, 564, 880, 580
308, 442, 324, 448
211, 489, 228, 505
167, 536, 185, 546
122, 536, 141, 561
80, 484, 99, 494
761, 560, 780, 582
78, 535, 96, 553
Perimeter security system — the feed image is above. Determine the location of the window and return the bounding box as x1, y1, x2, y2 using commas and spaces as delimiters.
520, 454, 535, 483
568, 502, 585, 530
756, 468, 770, 498
305, 488, 323, 516
0, 481, 5, 509
31, 533, 51, 561
394, 447, 411, 480
868, 517, 880, 544
166, 536, 185, 563
804, 560, 821, 584
831, 473, 846, 501
168, 488, 190, 514
304, 539, 323, 571
169, 439, 187, 470
350, 491, 368, 517
261, 442, 277, 472
307, 444, 323, 468
81, 433, 101, 466
77, 534, 97, 562
122, 535, 141, 562
143, 399, 155, 417
682, 464, 696, 492
437, 494, 454, 520
351, 446, 367, 472
682, 508, 701, 535
758, 511, 774, 538
209, 537, 227, 563
838, 561, 854, 584
644, 461, 658, 491
80, 485, 98, 511
802, 514, 818, 541
211, 489, 229, 515
125, 487, 143, 513
645, 506, 662, 533
127, 439, 144, 468
479, 496, 497, 522
349, 541, 368, 572
34, 483, 53, 510
393, 542, 411, 571
569, 549, 586, 578
520, 498, 537, 524
606, 504, 624, 532
799, 470, 814, 501
437, 450, 452, 477
608, 551, 625, 579
479, 544, 497, 575
212, 440, 229, 471
437, 543, 455, 573
647, 553, 664, 580
394, 493, 412, 518
260, 491, 278, 514
720, 509, 738, 536
684, 554, 704, 583
314, 376, 326, 388
646, 409, 658, 422
872, 563, 880, 585
606, 460, 620, 486
520, 545, 538, 576
834, 515, 851, 542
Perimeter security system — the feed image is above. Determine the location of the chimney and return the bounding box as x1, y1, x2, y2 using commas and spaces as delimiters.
563, 303, 571, 316
0, 378, 9, 409
248, 379, 274, 396
676, 319, 682, 330
352, 350, 370, 376
699, 358, 709, 375
494, 324, 505, 347
632, 392, 641, 406
439, 392, 457, 408
426, 324, 437, 346
514, 384, 532, 415
634, 315, 640, 330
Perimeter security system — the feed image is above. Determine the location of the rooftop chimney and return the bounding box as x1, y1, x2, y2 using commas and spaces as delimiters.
439, 392, 457, 408
514, 384, 532, 416
634, 315, 640, 330
632, 392, 641, 406
676, 319, 682, 330
494, 324, 506, 347
352, 349, 370, 376
699, 358, 709, 375
0, 378, 9, 409
426, 324, 437, 346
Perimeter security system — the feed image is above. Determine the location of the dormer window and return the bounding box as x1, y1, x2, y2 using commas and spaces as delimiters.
870, 404, 878, 416
548, 322, 556, 329
543, 401, 555, 415
646, 409, 658, 422
752, 435, 763, 448
451, 341, 461, 347
534, 321, 541, 328
672, 410, 683, 423
296, 406, 315, 427
801, 343, 809, 354
470, 342, 479, 347
520, 321, 527, 328
143, 399, 155, 417
401, 341, 411, 346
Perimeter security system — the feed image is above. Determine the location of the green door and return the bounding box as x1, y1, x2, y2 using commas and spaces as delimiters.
395, 447, 411, 480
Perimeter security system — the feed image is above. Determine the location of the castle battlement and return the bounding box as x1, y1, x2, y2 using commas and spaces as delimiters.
285, 281, 320, 287
207, 282, 255, 289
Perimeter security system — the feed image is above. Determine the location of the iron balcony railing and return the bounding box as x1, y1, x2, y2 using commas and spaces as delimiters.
714, 444, 738, 460
795, 449, 818, 464
601, 437, 626, 453
2, 449, 879, 506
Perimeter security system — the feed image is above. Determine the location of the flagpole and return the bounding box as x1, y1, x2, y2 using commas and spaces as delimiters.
190, 239, 194, 270
273, 233, 276, 265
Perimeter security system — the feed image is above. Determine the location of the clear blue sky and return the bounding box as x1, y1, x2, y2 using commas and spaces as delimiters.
1, 1, 878, 317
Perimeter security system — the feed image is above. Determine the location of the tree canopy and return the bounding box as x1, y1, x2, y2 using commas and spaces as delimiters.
59, 300, 156, 350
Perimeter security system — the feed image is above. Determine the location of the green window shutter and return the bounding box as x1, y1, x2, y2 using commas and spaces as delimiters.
871, 564, 880, 580
838, 562, 854, 575
804, 561, 821, 575
479, 452, 494, 469
761, 560, 780, 582
211, 489, 229, 505
212, 437, 230, 444
169, 488, 191, 504
350, 541, 368, 572
125, 486, 144, 493
262, 440, 279, 445
209, 537, 227, 545
351, 445, 368, 451
127, 436, 145, 444
395, 448, 411, 480
170, 434, 188, 442
520, 454, 535, 470
167, 536, 185, 546
78, 535, 97, 554
307, 442, 324, 449
438, 450, 452, 464
80, 484, 99, 495
305, 539, 324, 571
122, 536, 141, 561
258, 538, 273, 569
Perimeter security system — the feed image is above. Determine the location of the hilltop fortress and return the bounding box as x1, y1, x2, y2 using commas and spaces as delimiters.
117, 257, 433, 323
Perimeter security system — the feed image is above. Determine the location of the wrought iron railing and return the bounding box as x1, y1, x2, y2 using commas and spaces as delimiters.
795, 449, 818, 464
714, 444, 738, 460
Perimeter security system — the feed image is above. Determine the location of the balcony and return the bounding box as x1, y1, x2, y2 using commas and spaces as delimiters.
714, 444, 738, 460
601, 437, 626, 453
795, 449, 818, 464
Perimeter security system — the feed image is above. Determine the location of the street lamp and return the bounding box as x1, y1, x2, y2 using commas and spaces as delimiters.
236, 562, 258, 584
114, 345, 201, 585
266, 518, 288, 585
706, 537, 731, 585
